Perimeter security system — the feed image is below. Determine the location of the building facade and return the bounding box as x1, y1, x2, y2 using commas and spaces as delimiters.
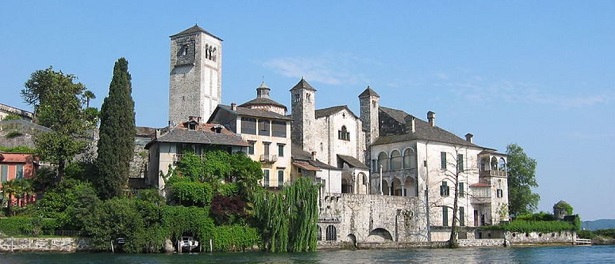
208, 83, 293, 189
145, 117, 249, 192
290, 79, 369, 195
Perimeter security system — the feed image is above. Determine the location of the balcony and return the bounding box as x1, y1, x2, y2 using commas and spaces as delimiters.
173, 153, 205, 163
479, 169, 506, 178
260, 154, 278, 163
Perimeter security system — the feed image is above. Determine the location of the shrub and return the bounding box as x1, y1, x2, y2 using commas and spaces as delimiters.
211, 225, 259, 251
169, 181, 213, 206
0, 216, 58, 236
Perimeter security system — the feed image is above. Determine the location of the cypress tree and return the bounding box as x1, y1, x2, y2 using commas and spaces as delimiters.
95, 58, 135, 199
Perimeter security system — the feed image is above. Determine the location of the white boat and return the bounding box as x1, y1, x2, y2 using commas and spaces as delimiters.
179, 236, 199, 252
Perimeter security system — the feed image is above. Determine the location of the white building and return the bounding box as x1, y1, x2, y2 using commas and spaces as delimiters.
290, 78, 369, 195
360, 87, 509, 241
208, 82, 293, 189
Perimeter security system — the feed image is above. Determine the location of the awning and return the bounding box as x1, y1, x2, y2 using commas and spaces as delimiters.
293, 161, 321, 171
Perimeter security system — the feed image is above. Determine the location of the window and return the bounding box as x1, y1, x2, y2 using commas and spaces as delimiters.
440, 181, 450, 197
277, 170, 284, 187
293, 93, 301, 103
497, 189, 503, 198
277, 144, 285, 157
443, 207, 449, 226
188, 123, 196, 130
326, 225, 337, 241
263, 142, 271, 156
271, 121, 287, 137
241, 117, 256, 134
318, 226, 322, 241
458, 182, 465, 197
247, 141, 255, 155
258, 120, 270, 136
457, 154, 464, 172
1, 165, 7, 183
263, 170, 270, 187
16, 165, 24, 179
338, 126, 350, 140
403, 148, 417, 169
389, 150, 401, 170
440, 152, 447, 170
371, 160, 377, 172
459, 207, 465, 226
377, 152, 388, 171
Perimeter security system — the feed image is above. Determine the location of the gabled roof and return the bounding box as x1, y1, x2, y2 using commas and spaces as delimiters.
170, 24, 222, 41
315, 105, 359, 119
145, 122, 248, 149
291, 143, 341, 171
358, 86, 380, 98
211, 105, 293, 121
337, 154, 369, 169
289, 78, 316, 92
373, 106, 482, 148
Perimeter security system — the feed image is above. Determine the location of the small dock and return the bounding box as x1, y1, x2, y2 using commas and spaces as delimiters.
574, 238, 592, 245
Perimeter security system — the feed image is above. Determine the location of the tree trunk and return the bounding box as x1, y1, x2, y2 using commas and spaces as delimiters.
449, 171, 460, 248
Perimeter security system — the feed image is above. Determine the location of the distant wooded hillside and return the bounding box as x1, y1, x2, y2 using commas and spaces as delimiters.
582, 219, 615, 231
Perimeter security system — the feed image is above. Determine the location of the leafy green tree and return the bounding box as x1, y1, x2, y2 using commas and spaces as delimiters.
95, 58, 136, 199
35, 179, 100, 230
21, 67, 96, 182
506, 143, 540, 217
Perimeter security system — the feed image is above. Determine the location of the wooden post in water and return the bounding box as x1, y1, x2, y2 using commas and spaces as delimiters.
178, 240, 182, 253
209, 239, 213, 252
111, 240, 114, 253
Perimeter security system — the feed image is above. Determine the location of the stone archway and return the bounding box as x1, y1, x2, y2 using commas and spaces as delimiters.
392, 177, 403, 196
381, 180, 390, 195
404, 177, 417, 197
366, 228, 393, 242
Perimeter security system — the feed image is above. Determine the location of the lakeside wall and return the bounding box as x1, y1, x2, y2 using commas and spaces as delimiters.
0, 237, 89, 252
0, 231, 577, 252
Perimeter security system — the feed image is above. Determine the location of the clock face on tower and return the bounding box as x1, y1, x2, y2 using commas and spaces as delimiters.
175, 37, 195, 66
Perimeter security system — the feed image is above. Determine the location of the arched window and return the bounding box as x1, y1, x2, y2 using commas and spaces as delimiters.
403, 148, 417, 169
390, 150, 402, 170
326, 225, 337, 241
317, 226, 322, 241
338, 126, 350, 140
491, 157, 498, 170
377, 152, 388, 171
498, 158, 506, 171
480, 157, 489, 171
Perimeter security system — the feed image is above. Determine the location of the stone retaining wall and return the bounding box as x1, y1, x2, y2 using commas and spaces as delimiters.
0, 237, 90, 252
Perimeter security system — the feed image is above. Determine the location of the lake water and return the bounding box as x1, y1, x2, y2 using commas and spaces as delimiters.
2, 245, 614, 264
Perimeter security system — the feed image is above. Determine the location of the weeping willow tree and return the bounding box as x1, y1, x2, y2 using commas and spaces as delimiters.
253, 177, 318, 252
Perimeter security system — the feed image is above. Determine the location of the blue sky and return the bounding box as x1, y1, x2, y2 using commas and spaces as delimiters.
1, 1, 614, 220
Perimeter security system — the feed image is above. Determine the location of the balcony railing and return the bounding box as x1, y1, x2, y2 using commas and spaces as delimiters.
174, 153, 205, 162
260, 154, 278, 163
479, 169, 507, 178
470, 186, 491, 204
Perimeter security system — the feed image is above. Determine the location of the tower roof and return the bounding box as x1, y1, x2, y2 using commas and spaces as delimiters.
358, 86, 380, 98
171, 24, 223, 41
290, 78, 316, 92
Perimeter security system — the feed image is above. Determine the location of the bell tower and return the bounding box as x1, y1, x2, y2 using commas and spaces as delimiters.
290, 78, 316, 152
168, 25, 222, 126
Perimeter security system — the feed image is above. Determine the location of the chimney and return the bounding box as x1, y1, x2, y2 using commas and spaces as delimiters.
427, 111, 436, 127
465, 133, 473, 143
231, 103, 237, 111
311, 151, 317, 161
155, 129, 161, 139
404, 116, 416, 133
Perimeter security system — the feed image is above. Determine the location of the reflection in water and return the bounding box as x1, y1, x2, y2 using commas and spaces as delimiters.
2, 245, 614, 264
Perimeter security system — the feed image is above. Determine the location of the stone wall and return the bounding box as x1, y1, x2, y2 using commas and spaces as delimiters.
0, 237, 89, 252
506, 231, 574, 245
